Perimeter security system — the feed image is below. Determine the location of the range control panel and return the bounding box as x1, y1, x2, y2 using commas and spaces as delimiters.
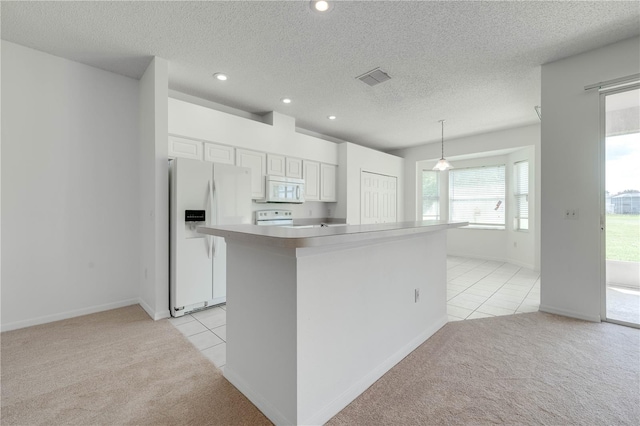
255, 209, 293, 226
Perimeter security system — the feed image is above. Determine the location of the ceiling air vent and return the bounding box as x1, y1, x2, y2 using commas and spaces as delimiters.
356, 67, 391, 87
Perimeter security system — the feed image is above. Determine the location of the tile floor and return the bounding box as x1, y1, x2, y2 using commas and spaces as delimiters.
446, 256, 540, 321
168, 304, 227, 369
168, 256, 541, 369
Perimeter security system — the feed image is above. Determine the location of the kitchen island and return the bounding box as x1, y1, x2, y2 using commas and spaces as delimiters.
198, 220, 466, 425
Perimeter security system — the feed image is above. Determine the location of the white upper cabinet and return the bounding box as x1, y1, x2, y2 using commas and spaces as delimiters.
320, 163, 337, 202
268, 154, 304, 180
169, 135, 203, 160
285, 157, 303, 179
266, 154, 286, 176
204, 142, 235, 165
303, 160, 320, 201
236, 148, 267, 199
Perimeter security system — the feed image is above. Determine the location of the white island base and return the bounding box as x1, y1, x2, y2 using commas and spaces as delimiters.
198, 222, 464, 425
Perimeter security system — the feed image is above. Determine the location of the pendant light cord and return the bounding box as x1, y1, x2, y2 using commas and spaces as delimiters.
440, 119, 445, 160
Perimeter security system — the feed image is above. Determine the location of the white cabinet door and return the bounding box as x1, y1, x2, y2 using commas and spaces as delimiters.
286, 157, 303, 179
267, 154, 286, 176
204, 142, 235, 165
168, 135, 203, 160
236, 148, 266, 199
303, 160, 320, 201
320, 164, 337, 202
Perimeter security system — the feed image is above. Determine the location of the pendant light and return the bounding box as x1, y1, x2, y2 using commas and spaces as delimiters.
432, 119, 453, 171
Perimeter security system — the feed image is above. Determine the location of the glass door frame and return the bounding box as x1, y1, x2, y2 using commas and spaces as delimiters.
599, 83, 640, 328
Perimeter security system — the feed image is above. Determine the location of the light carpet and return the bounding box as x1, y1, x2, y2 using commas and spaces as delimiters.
2, 307, 639, 425
1, 305, 270, 425
328, 312, 640, 425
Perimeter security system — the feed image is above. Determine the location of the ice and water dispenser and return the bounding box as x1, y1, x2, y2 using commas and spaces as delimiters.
185, 209, 206, 237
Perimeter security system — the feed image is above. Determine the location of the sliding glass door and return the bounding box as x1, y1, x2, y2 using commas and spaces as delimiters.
603, 87, 640, 327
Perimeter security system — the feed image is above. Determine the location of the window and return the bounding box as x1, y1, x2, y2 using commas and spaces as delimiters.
449, 165, 505, 228
422, 170, 439, 220
514, 161, 529, 230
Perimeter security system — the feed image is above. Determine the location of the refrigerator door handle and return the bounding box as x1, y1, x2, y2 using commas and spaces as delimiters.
211, 179, 217, 258
207, 180, 214, 259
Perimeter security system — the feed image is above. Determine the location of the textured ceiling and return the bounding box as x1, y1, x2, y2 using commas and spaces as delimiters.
2, 1, 639, 151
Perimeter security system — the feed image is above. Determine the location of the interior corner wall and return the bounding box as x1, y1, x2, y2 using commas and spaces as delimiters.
393, 125, 541, 269
139, 57, 170, 320
540, 36, 640, 322
338, 142, 404, 225
0, 41, 140, 331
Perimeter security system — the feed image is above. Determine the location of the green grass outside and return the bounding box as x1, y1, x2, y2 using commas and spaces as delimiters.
606, 214, 640, 262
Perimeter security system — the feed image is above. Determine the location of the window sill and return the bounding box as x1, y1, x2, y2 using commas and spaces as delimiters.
459, 225, 506, 231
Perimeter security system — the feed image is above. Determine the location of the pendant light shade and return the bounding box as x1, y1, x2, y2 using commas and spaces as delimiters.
432, 119, 453, 171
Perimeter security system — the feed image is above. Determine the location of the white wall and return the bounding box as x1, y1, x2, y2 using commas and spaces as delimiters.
169, 98, 338, 164
393, 125, 540, 269
1, 41, 141, 331
337, 142, 405, 224
540, 36, 640, 321
168, 97, 337, 220
138, 57, 170, 320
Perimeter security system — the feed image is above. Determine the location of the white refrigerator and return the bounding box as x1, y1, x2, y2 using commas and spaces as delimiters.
170, 157, 252, 317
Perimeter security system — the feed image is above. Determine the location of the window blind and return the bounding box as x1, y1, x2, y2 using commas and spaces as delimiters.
514, 161, 529, 230
422, 170, 440, 220
449, 165, 505, 227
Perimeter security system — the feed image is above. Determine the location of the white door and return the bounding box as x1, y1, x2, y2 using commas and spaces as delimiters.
601, 86, 640, 327
267, 154, 286, 176
236, 149, 266, 199
204, 142, 235, 165
286, 157, 303, 179
210, 164, 252, 303
380, 174, 398, 223
172, 158, 213, 311
304, 160, 320, 201
361, 171, 397, 224
320, 163, 337, 201
169, 135, 203, 160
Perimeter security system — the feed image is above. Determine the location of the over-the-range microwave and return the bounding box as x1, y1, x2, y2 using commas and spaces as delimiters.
260, 175, 305, 203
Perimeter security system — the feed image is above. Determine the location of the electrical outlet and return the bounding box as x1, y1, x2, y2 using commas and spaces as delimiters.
415, 288, 420, 303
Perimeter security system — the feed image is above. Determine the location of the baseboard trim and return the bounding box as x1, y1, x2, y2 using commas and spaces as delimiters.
303, 314, 448, 425
0, 298, 139, 332
138, 299, 170, 321
224, 315, 447, 426
539, 304, 601, 322
505, 258, 536, 271
447, 251, 537, 271
224, 367, 294, 426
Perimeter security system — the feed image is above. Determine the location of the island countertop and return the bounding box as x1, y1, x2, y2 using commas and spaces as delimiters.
197, 220, 467, 249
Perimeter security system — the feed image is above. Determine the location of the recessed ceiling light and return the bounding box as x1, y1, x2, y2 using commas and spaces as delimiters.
311, 1, 332, 13
213, 73, 228, 81
281, 98, 292, 104
328, 115, 337, 120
